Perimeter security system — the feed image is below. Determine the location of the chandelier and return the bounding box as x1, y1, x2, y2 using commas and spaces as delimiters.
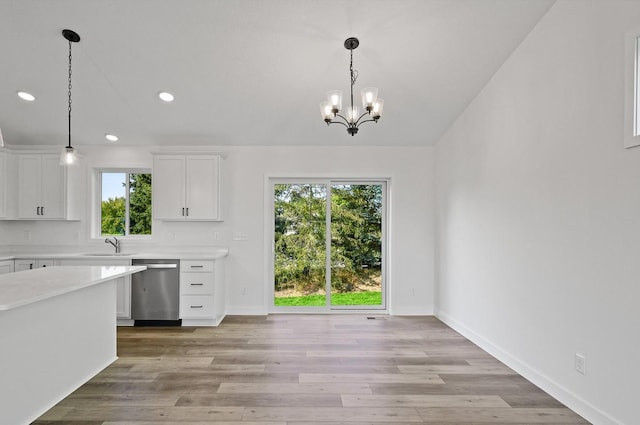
60, 29, 80, 166
320, 37, 384, 136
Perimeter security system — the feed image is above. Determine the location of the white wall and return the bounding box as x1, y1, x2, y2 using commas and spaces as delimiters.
0, 145, 435, 315
435, 1, 640, 424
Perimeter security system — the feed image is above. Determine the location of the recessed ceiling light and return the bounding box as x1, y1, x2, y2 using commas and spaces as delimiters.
105, 134, 119, 142
158, 91, 174, 102
17, 91, 36, 101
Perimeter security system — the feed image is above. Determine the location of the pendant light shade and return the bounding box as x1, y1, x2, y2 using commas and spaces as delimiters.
60, 146, 76, 165
60, 29, 80, 166
0, 127, 4, 148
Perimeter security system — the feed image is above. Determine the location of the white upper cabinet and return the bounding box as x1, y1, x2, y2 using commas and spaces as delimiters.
17, 153, 83, 220
153, 155, 185, 220
153, 154, 222, 221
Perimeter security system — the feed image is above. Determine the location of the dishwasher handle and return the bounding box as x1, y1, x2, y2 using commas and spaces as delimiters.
143, 264, 178, 269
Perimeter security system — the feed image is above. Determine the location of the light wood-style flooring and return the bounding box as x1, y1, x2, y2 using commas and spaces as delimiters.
33, 315, 590, 424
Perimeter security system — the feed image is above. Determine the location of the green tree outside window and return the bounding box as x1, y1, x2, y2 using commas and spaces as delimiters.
101, 172, 152, 236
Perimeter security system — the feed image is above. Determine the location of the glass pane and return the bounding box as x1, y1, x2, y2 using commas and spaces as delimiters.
274, 184, 327, 306
101, 173, 126, 236
330, 184, 383, 306
129, 173, 152, 235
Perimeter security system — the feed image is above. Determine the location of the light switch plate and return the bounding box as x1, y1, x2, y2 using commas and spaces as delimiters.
232, 232, 248, 241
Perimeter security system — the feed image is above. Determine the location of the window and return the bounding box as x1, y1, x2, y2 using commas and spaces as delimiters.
100, 171, 152, 236
270, 179, 387, 312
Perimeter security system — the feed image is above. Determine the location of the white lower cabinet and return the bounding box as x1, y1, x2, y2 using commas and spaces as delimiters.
0, 260, 14, 274
14, 258, 55, 271
180, 259, 225, 326
58, 258, 132, 321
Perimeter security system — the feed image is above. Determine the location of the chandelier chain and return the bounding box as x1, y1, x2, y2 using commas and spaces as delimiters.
349, 48, 359, 87
349, 48, 359, 112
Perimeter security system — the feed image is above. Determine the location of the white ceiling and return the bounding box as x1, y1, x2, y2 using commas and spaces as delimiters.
0, 0, 554, 148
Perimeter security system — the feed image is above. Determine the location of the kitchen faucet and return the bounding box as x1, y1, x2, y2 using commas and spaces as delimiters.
105, 236, 121, 253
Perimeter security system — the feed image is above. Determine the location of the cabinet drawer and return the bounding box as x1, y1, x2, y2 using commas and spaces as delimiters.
181, 260, 213, 272
181, 272, 214, 295
180, 295, 214, 318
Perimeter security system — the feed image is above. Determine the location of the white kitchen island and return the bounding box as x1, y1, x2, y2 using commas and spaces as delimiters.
0, 265, 146, 425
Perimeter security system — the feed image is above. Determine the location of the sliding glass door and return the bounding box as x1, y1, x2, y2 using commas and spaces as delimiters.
272, 180, 386, 312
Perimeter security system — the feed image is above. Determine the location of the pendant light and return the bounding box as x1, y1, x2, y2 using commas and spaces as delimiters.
60, 29, 80, 166
0, 127, 4, 148
320, 37, 384, 136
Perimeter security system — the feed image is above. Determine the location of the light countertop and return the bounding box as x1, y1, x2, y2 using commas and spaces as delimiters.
0, 248, 228, 262
0, 266, 146, 311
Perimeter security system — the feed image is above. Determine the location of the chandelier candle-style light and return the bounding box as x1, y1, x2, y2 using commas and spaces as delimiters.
320, 37, 384, 136
60, 29, 80, 166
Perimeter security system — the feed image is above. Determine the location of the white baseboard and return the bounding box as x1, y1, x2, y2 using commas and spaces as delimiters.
436, 310, 622, 425
182, 315, 225, 327
225, 307, 267, 315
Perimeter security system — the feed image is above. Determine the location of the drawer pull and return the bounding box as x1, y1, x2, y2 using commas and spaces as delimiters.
190, 305, 204, 309
190, 265, 204, 268
190, 283, 204, 286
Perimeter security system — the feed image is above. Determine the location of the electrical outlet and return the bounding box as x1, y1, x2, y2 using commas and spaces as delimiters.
575, 353, 586, 375
232, 232, 248, 241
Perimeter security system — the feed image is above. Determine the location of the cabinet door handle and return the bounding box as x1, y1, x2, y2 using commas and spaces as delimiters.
190, 283, 204, 286
190, 305, 203, 309
182, 207, 185, 216
29, 263, 34, 270
186, 207, 189, 216
36, 206, 40, 215
41, 206, 44, 216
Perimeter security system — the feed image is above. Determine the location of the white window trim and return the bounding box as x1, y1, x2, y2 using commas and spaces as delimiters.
264, 175, 391, 315
91, 168, 153, 240
624, 31, 640, 148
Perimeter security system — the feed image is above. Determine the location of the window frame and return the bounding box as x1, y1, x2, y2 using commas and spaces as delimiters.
93, 168, 153, 239
624, 32, 640, 148
267, 177, 389, 314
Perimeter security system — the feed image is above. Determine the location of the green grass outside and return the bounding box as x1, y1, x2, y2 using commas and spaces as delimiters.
274, 291, 382, 306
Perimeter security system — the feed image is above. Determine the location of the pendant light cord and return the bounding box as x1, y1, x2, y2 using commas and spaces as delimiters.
67, 39, 73, 149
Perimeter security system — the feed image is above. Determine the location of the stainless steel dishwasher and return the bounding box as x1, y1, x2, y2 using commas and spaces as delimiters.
131, 259, 180, 325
